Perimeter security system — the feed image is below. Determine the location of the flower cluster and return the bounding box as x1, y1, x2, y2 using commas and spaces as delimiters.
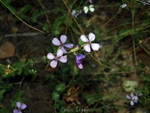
47, 33, 101, 69
126, 92, 142, 106
71, 0, 94, 19
83, 5, 95, 14
13, 102, 27, 113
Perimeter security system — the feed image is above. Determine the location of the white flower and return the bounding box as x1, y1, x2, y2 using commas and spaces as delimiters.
120, 4, 127, 8
80, 33, 101, 52
83, 5, 95, 14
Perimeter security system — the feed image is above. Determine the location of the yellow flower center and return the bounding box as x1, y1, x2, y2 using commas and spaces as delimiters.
89, 41, 91, 44
18, 108, 21, 111
55, 57, 58, 60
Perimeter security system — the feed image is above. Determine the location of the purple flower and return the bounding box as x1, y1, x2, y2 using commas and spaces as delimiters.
47, 49, 67, 68
80, 33, 100, 52
71, 10, 82, 18
72, 9, 76, 16
89, 0, 92, 3
75, 54, 85, 69
52, 35, 73, 53
13, 102, 27, 113
135, 92, 142, 96
126, 93, 138, 106
142, 0, 146, 6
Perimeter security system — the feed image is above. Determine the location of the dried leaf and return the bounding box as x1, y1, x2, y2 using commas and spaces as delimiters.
4, 68, 13, 74
0, 42, 15, 59
11, 27, 19, 32
64, 86, 80, 102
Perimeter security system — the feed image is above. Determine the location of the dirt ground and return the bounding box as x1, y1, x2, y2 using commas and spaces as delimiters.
0, 0, 150, 113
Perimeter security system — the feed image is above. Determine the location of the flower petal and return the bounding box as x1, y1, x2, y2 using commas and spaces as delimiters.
57, 49, 63, 57
84, 44, 91, 52
52, 38, 61, 46
77, 63, 83, 69
64, 44, 73, 48
130, 100, 134, 106
61, 46, 67, 53
126, 95, 131, 99
21, 104, 27, 109
80, 35, 88, 42
75, 54, 85, 62
59, 56, 67, 63
91, 43, 100, 51
134, 100, 138, 103
90, 8, 95, 12
89, 5, 94, 8
16, 102, 21, 108
88, 33, 95, 41
50, 60, 58, 68
13, 109, 19, 113
130, 93, 134, 98
47, 53, 55, 60
89, 0, 92, 3
60, 35, 67, 43
134, 96, 138, 101
72, 9, 76, 15
83, 6, 88, 13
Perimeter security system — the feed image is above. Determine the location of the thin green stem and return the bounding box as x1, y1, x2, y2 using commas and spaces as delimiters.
0, 0, 46, 34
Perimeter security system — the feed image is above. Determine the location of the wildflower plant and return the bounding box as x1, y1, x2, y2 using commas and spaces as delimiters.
126, 92, 142, 106
1, 0, 150, 113
71, 10, 82, 18
52, 35, 73, 53
13, 102, 27, 113
83, 5, 95, 14
47, 32, 101, 69
80, 33, 100, 52
47, 49, 67, 68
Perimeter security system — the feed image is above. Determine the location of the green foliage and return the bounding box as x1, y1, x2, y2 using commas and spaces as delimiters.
1, 0, 150, 112
0, 108, 9, 113
83, 93, 101, 104
52, 15, 66, 36
10, 91, 24, 108
18, 5, 31, 21
1, 0, 16, 12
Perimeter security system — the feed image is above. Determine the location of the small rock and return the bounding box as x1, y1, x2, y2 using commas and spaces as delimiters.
123, 80, 138, 92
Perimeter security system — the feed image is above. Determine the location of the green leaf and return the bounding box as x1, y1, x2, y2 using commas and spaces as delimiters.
0, 108, 9, 113
52, 15, 66, 36
138, 63, 145, 69
52, 91, 60, 100
0, 89, 6, 100
83, 93, 101, 104
32, 9, 39, 23
2, 0, 12, 5
18, 5, 31, 21
118, 28, 128, 36
18, 5, 31, 15
55, 83, 65, 92
8, 5, 16, 13
12, 91, 24, 100
43, 23, 49, 33
102, 94, 114, 101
